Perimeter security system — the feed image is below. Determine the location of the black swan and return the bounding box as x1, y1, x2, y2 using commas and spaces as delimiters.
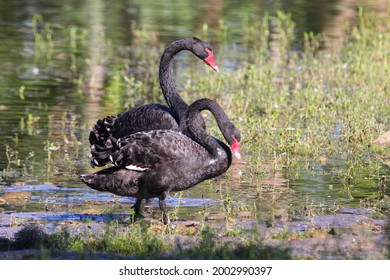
80, 98, 241, 224
89, 37, 219, 167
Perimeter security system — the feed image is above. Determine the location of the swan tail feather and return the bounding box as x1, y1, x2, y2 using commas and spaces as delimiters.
89, 116, 118, 167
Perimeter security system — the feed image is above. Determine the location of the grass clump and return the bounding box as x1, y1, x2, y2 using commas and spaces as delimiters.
179, 226, 291, 260
0, 226, 50, 252
199, 9, 390, 202
0, 223, 291, 260
52, 221, 172, 258
0, 223, 171, 259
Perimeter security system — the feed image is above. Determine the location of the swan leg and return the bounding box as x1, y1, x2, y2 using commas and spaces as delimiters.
158, 194, 168, 225
132, 198, 145, 221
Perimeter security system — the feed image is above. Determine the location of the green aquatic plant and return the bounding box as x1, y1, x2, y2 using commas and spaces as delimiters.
5, 145, 20, 168
43, 140, 60, 180
303, 31, 324, 54
217, 19, 228, 42
31, 14, 54, 61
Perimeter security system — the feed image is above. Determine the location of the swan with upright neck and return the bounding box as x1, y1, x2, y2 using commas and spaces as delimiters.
80, 98, 241, 224
89, 37, 219, 167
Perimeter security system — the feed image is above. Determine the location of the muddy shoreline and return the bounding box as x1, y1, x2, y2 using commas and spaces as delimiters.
0, 208, 388, 259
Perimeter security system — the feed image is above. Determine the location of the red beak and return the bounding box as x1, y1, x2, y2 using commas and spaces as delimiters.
204, 48, 219, 72
231, 134, 241, 160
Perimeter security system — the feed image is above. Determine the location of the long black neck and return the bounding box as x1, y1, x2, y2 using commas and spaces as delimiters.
159, 38, 194, 124
186, 98, 232, 157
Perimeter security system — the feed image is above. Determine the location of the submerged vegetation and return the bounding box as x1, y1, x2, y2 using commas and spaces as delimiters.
0, 8, 389, 259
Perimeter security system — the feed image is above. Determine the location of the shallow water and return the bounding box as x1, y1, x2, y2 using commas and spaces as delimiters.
0, 0, 389, 229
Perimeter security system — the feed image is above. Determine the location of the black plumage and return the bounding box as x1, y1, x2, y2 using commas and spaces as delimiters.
80, 99, 241, 224
89, 38, 219, 167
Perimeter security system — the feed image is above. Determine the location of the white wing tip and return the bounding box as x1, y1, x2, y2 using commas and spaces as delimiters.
125, 165, 148, 171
